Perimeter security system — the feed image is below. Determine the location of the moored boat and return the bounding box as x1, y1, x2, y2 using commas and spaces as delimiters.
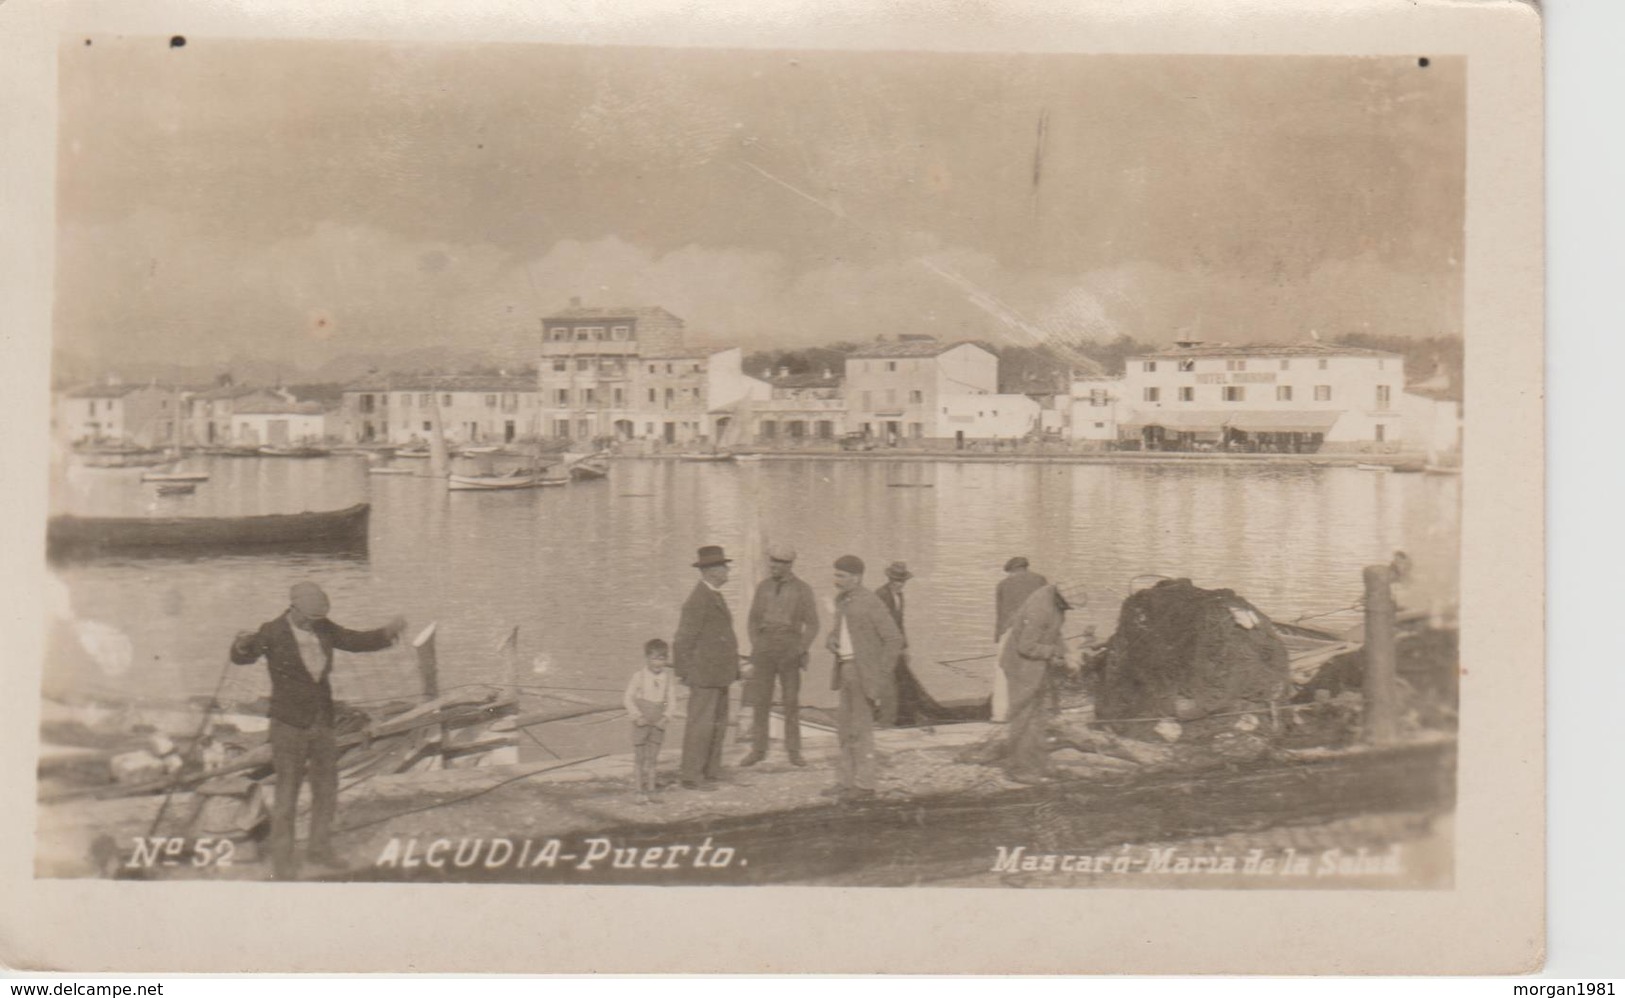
679, 451, 736, 463
140, 470, 211, 483
46, 502, 370, 559
448, 470, 563, 491
154, 483, 197, 497
257, 445, 331, 458
568, 460, 609, 481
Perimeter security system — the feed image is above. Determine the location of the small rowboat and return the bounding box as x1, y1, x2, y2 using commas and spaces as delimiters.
47, 502, 370, 559
257, 445, 331, 458
568, 461, 609, 482
679, 452, 736, 463
141, 470, 210, 483
1355, 463, 1391, 473
448, 470, 565, 491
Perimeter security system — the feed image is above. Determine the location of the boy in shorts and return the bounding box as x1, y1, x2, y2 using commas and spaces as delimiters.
623, 638, 677, 804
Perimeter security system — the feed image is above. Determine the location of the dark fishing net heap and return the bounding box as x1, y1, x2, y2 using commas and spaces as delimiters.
1095, 579, 1291, 736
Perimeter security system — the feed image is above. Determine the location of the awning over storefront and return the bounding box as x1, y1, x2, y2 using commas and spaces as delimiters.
1223, 411, 1341, 434
1120, 409, 1341, 434
1119, 410, 1230, 432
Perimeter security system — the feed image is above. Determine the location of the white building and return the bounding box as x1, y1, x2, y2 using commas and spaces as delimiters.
339, 376, 541, 445
746, 371, 847, 443
1067, 376, 1126, 443
55, 384, 179, 447
844, 338, 1011, 443
939, 393, 1041, 441
230, 399, 329, 446
1116, 341, 1412, 452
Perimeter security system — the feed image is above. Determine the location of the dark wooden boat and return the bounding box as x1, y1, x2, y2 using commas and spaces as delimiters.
568, 460, 609, 481
257, 445, 332, 458
47, 502, 370, 559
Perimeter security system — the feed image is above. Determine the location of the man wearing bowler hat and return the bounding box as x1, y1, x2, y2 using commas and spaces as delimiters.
673, 545, 742, 789
823, 555, 904, 801
741, 543, 820, 767
230, 581, 407, 879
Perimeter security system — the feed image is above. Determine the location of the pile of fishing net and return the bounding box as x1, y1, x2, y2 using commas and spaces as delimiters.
1094, 578, 1292, 738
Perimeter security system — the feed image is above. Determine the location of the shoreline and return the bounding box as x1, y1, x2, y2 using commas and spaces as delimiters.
618, 449, 1440, 468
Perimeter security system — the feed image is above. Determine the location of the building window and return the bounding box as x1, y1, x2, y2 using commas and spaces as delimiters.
886, 361, 897, 372
555, 389, 569, 405
423, 421, 431, 432
1223, 386, 1246, 402
665, 364, 674, 374
613, 388, 624, 406
648, 364, 657, 374
648, 389, 656, 403
664, 388, 674, 408
552, 360, 566, 372
484, 395, 497, 407
1376, 385, 1392, 407
1178, 387, 1194, 402
1318, 359, 1329, 370
583, 389, 596, 405
1277, 385, 1293, 402
1094, 422, 1105, 429
692, 364, 702, 373
549, 329, 568, 342
909, 390, 923, 403
399, 394, 411, 407
1314, 385, 1332, 401
1280, 359, 1290, 371
1226, 359, 1248, 372
1142, 361, 1157, 373
1143, 387, 1160, 402
442, 395, 453, 408
1178, 360, 1195, 373
645, 423, 654, 435
862, 391, 874, 410
584, 326, 604, 340
419, 394, 432, 406
612, 326, 630, 340
1374, 424, 1386, 443
576, 359, 590, 372
885, 389, 896, 407
576, 330, 589, 341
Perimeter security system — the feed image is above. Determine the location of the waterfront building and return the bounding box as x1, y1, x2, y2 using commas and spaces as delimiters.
338, 376, 540, 445
184, 385, 291, 447
843, 338, 1037, 445
537, 300, 768, 444
229, 398, 329, 447
747, 369, 846, 443
1066, 376, 1126, 444
55, 383, 180, 447
1116, 340, 1414, 453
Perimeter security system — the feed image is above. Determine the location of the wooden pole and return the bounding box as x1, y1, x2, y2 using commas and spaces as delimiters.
1361, 565, 1399, 744
413, 622, 440, 699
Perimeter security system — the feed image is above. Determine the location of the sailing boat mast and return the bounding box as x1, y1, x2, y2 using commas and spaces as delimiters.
426, 376, 451, 478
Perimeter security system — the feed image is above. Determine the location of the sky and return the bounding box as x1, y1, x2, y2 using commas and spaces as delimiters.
54, 39, 1465, 376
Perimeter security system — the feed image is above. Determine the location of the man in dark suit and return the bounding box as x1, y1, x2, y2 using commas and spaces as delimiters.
230, 581, 406, 880
672, 545, 741, 790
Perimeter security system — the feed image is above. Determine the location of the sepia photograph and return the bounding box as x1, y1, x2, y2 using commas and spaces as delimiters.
1, 0, 1545, 975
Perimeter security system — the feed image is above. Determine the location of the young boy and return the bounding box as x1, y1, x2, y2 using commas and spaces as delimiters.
624, 638, 677, 804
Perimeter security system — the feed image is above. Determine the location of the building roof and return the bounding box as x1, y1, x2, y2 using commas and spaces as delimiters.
542, 305, 685, 324
63, 383, 158, 399
343, 375, 537, 393
190, 383, 268, 401
846, 338, 982, 359
1404, 384, 1463, 403
1133, 341, 1400, 361
234, 399, 327, 416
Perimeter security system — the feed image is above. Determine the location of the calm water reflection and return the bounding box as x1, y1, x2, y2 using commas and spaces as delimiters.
46, 456, 1459, 754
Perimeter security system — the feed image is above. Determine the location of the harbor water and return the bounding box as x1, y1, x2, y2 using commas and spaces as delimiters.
45, 456, 1460, 757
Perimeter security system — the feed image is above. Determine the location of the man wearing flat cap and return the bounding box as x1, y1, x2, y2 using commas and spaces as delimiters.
741, 543, 820, 767
999, 580, 1085, 784
875, 561, 926, 727
673, 545, 741, 789
823, 555, 904, 800
993, 557, 1048, 722
230, 582, 406, 879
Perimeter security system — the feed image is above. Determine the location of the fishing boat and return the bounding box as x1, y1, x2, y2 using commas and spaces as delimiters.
394, 448, 432, 460
75, 447, 173, 469
679, 451, 736, 463
1389, 461, 1426, 474
257, 445, 331, 458
154, 483, 197, 497
568, 460, 609, 482
140, 470, 211, 483
46, 502, 370, 559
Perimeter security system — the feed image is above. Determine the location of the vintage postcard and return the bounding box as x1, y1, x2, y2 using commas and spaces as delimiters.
0, 0, 1543, 975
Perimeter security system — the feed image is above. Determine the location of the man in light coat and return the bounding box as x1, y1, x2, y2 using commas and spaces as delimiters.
823, 555, 904, 801
1000, 581, 1083, 783
992, 556, 1049, 722
672, 545, 741, 790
